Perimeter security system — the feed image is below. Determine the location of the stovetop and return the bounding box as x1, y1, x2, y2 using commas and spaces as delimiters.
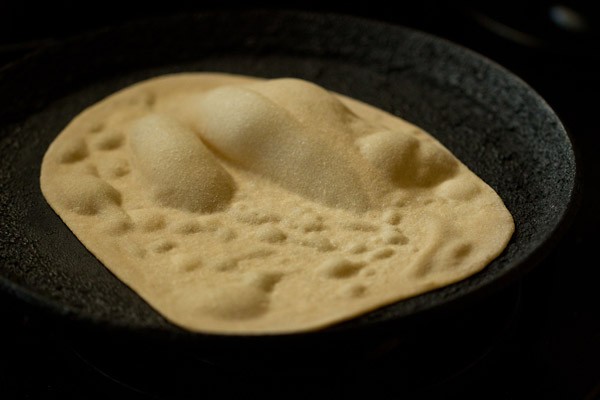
1, 2, 599, 399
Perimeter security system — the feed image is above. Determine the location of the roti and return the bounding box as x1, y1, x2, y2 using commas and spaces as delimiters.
40, 73, 514, 334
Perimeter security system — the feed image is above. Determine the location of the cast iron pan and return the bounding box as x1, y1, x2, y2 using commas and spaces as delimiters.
0, 11, 578, 352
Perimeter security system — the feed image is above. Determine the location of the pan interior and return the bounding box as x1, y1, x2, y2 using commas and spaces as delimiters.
0, 11, 576, 336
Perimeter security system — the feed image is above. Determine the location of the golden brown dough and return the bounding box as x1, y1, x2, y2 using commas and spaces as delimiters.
40, 73, 514, 334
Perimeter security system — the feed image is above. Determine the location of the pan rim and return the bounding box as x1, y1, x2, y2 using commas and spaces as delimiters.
0, 9, 580, 338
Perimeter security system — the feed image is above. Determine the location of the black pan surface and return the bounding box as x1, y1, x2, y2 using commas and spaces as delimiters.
0, 11, 578, 343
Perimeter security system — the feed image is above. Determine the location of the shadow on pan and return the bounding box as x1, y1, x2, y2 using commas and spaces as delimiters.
0, 11, 578, 354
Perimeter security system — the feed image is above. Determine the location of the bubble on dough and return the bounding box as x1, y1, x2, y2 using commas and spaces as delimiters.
197, 217, 221, 232
192, 85, 372, 212
255, 225, 287, 243
381, 209, 402, 225
243, 271, 283, 292
150, 239, 176, 253
128, 114, 236, 213
55, 137, 89, 164
102, 158, 130, 178
380, 228, 409, 245
340, 283, 367, 298
296, 215, 325, 232
216, 227, 237, 243
368, 248, 395, 261
54, 174, 121, 215
232, 208, 281, 225
247, 78, 361, 133
318, 257, 365, 279
453, 243, 473, 259
345, 242, 368, 254
195, 282, 271, 320
436, 176, 482, 201
171, 220, 202, 234
356, 130, 459, 187
300, 234, 336, 252
129, 209, 166, 232
340, 220, 378, 232
210, 258, 239, 272
92, 131, 124, 151
171, 253, 203, 272
99, 211, 133, 235
88, 121, 105, 133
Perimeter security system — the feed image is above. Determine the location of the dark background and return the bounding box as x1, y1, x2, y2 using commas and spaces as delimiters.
1, 1, 599, 399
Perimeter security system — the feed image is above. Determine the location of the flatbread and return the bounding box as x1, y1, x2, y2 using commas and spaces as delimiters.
40, 73, 514, 334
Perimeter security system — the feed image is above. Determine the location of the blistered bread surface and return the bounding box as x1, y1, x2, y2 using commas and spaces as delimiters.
40, 73, 514, 334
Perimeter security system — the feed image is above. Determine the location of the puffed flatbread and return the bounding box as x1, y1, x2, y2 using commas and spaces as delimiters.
40, 73, 514, 334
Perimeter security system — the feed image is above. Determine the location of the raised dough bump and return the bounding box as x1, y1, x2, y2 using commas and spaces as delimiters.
128, 114, 235, 213
192, 86, 371, 212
